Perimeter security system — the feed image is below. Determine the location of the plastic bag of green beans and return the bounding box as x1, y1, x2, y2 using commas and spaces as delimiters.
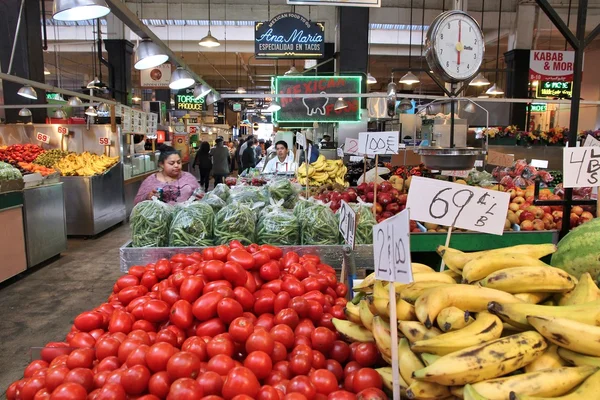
300, 202, 340, 245
349, 202, 377, 245
267, 178, 300, 209
169, 201, 214, 246
212, 183, 230, 201
257, 200, 300, 245
214, 203, 256, 245
200, 192, 227, 213
130, 199, 174, 247
228, 185, 268, 208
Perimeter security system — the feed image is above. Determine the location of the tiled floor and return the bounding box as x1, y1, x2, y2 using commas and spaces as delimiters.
0, 223, 130, 393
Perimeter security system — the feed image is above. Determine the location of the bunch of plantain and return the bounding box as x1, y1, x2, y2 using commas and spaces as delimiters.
55, 152, 118, 176
335, 243, 600, 400
297, 155, 347, 187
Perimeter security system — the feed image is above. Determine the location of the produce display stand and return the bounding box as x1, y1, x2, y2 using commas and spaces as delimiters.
22, 182, 67, 267
0, 191, 27, 282
61, 162, 126, 236
119, 230, 558, 273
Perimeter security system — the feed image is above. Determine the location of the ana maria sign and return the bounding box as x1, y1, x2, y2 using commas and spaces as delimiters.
174, 88, 205, 111
255, 12, 325, 59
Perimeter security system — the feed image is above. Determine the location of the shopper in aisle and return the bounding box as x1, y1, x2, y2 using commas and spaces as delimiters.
134, 145, 199, 204
230, 140, 238, 172
263, 140, 296, 174
238, 134, 254, 165
210, 137, 230, 185
193, 141, 213, 191
241, 138, 258, 173
256, 138, 265, 161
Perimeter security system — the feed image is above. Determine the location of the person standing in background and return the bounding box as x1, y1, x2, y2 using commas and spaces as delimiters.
241, 138, 257, 173
255, 139, 265, 162
238, 135, 253, 165
193, 141, 212, 192
210, 137, 230, 185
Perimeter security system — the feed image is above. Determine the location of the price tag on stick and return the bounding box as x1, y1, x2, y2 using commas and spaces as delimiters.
99, 137, 110, 146
338, 201, 357, 249
358, 131, 399, 156
406, 176, 511, 235
296, 132, 307, 148
563, 147, 600, 188
344, 138, 359, 155
583, 135, 600, 147
373, 209, 413, 284
36, 132, 50, 144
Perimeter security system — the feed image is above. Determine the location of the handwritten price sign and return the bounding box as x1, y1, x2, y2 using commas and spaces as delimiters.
406, 176, 510, 235
338, 201, 357, 248
344, 138, 359, 155
373, 209, 413, 284
296, 132, 307, 148
57, 126, 68, 135
358, 131, 399, 156
36, 132, 50, 144
584, 135, 600, 147
563, 147, 600, 188
99, 137, 110, 146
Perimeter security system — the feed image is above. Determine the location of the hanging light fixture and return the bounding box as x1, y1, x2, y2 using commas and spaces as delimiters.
67, 97, 83, 106
463, 102, 477, 113
52, 108, 67, 119
334, 98, 348, 111
486, 83, 504, 96
199, 0, 221, 47
87, 76, 104, 89
134, 40, 169, 70
52, 0, 111, 21
206, 91, 221, 106
469, 73, 490, 86
18, 108, 32, 117
399, 0, 420, 85
398, 98, 412, 111
366, 73, 377, 85
18, 85, 37, 100
285, 65, 300, 76
193, 83, 212, 99
85, 106, 97, 116
235, 87, 247, 94
169, 67, 195, 89
486, 0, 504, 96
98, 103, 110, 113
44, 66, 51, 75
266, 99, 281, 112
387, 74, 397, 97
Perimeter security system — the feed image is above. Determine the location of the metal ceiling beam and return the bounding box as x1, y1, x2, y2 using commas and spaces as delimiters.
104, 0, 216, 93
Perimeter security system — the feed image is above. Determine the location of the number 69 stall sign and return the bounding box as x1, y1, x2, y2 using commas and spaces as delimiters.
406, 176, 511, 235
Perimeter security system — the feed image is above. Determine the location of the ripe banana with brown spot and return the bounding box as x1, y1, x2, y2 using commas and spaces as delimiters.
527, 315, 600, 357
415, 284, 522, 328
344, 301, 362, 324
557, 347, 600, 367
399, 337, 425, 385
461, 253, 549, 283
401, 281, 449, 304
398, 320, 442, 344
509, 369, 600, 400
376, 367, 408, 397
478, 266, 575, 294
331, 318, 374, 342
514, 292, 552, 304
371, 316, 392, 361
406, 379, 450, 399
436, 306, 473, 332
358, 299, 375, 330
411, 312, 503, 356
393, 298, 417, 322
412, 331, 547, 386
557, 272, 600, 306
524, 344, 567, 373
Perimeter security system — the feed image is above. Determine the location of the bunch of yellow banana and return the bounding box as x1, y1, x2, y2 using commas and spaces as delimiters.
336, 242, 600, 400
55, 152, 118, 176
297, 155, 347, 187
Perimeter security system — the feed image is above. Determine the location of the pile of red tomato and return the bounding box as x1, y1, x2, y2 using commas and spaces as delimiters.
0, 144, 45, 164
7, 242, 388, 400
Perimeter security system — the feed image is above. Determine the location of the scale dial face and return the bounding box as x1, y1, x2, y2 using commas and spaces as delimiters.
426, 11, 485, 83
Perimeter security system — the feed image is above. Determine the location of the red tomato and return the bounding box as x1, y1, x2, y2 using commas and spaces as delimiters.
167, 352, 201, 380
260, 245, 283, 260
203, 260, 225, 282
343, 372, 355, 392
227, 249, 256, 271
180, 337, 206, 362
170, 300, 194, 329
132, 319, 156, 333
242, 350, 272, 380
217, 298, 244, 325
270, 324, 295, 350
328, 390, 356, 400
309, 369, 338, 395
312, 351, 326, 370
352, 369, 382, 393
294, 319, 316, 338
272, 341, 288, 363
49, 382, 87, 399
73, 311, 105, 332
166, 377, 203, 399
203, 280, 233, 295
281, 279, 305, 297
282, 252, 300, 269
292, 344, 313, 359
155, 329, 178, 347
246, 330, 274, 356
330, 306, 345, 320
319, 314, 335, 331
257, 385, 282, 400
355, 388, 387, 400
329, 341, 350, 364
68, 332, 95, 349
244, 272, 257, 294
49, 354, 69, 369
140, 272, 158, 290
275, 308, 300, 330
128, 329, 151, 345
148, 371, 171, 399
289, 354, 311, 376
192, 292, 224, 321
96, 356, 120, 373
343, 361, 361, 378
40, 342, 71, 363
324, 360, 343, 382
128, 265, 146, 278
121, 365, 151, 395
221, 367, 260, 400
126, 344, 150, 367
19, 376, 47, 400
45, 366, 70, 392
108, 310, 134, 334
146, 342, 178, 373
260, 261, 281, 282
353, 344, 378, 367
118, 286, 148, 306
229, 317, 254, 344
287, 376, 316, 399
24, 360, 49, 378
252, 250, 271, 268
233, 287, 255, 311
196, 318, 226, 337
179, 276, 205, 303
223, 261, 248, 287
310, 328, 335, 356
213, 245, 230, 261
116, 274, 140, 290
202, 248, 215, 260
288, 298, 309, 319
263, 279, 283, 295
155, 259, 172, 280
253, 289, 276, 315
256, 314, 275, 331
66, 348, 94, 369
207, 354, 236, 376
335, 284, 348, 298
306, 301, 323, 323
196, 370, 223, 396
207, 335, 235, 358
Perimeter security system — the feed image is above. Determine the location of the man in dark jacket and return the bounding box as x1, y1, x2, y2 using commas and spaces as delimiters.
241, 138, 257, 173
210, 137, 230, 185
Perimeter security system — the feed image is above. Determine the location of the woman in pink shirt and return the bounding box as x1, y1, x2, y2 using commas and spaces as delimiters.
134, 145, 200, 205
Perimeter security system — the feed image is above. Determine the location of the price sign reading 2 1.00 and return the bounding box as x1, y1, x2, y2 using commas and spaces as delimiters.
338, 200, 356, 248
406, 176, 511, 236
373, 209, 413, 284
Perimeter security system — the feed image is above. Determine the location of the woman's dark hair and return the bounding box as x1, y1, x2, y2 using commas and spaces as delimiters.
133, 134, 145, 144
199, 141, 210, 154
157, 144, 179, 165
275, 140, 288, 150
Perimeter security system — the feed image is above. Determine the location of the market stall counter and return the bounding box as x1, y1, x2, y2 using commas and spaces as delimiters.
0, 191, 27, 282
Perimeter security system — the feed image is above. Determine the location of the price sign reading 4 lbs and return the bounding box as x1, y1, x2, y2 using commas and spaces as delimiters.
36, 132, 50, 144
563, 147, 600, 188
99, 137, 110, 146
406, 176, 510, 236
373, 209, 413, 284
338, 200, 356, 248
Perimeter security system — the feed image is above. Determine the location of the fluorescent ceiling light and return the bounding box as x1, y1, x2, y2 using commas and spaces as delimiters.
169, 67, 195, 90
18, 85, 38, 100
53, 0, 111, 21
134, 40, 169, 70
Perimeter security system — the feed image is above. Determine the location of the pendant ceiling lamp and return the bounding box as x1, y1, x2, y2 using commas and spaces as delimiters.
18, 85, 37, 100
98, 103, 110, 113
398, 98, 412, 111
235, 87, 247, 94
68, 96, 83, 106
18, 108, 32, 117
134, 40, 169, 70
387, 74, 397, 97
87, 76, 105, 89
169, 67, 195, 89
52, 109, 67, 119
85, 106, 97, 116
206, 91, 221, 106
285, 66, 300, 76
266, 100, 281, 112
334, 98, 348, 111
193, 83, 212, 99
44, 66, 51, 75
486, 0, 504, 96
469, 73, 490, 86
53, 0, 110, 21
199, 0, 220, 47
366, 73, 377, 85
486, 83, 504, 96
463, 102, 476, 113
399, 0, 419, 85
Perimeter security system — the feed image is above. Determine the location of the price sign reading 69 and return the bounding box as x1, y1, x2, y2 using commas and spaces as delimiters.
406, 176, 510, 235
373, 209, 413, 284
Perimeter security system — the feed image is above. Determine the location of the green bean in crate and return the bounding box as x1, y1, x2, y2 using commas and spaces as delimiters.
257, 205, 300, 246
300, 202, 341, 245
267, 178, 299, 209
351, 203, 377, 245
200, 192, 227, 213
169, 202, 214, 246
130, 199, 174, 247
212, 183, 230, 201
214, 203, 256, 245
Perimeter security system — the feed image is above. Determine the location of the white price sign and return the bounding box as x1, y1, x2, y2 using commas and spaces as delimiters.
349, 156, 364, 162
99, 137, 110, 146
531, 159, 549, 169
338, 201, 357, 248
584, 135, 600, 147
441, 170, 470, 178
296, 132, 307, 148
373, 209, 413, 283
406, 176, 511, 235
336, 148, 344, 158
358, 131, 399, 155
474, 160, 484, 167
344, 138, 359, 155
36, 132, 50, 144
563, 147, 600, 188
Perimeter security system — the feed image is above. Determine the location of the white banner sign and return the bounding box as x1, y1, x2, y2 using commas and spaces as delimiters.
373, 209, 413, 284
563, 147, 600, 188
406, 176, 510, 235
140, 64, 172, 87
358, 131, 399, 156
296, 132, 307, 148
529, 50, 575, 82
36, 131, 50, 144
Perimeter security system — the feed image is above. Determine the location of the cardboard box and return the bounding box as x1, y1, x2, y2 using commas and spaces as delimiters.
390, 150, 423, 166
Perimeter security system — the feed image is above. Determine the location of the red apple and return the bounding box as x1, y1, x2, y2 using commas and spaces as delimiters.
540, 206, 552, 214
378, 193, 393, 206
366, 192, 375, 203
570, 213, 580, 228
520, 211, 535, 222
513, 196, 526, 205
410, 220, 417, 230
381, 211, 394, 219
572, 206, 584, 216
330, 192, 342, 203
507, 189, 517, 199
532, 219, 545, 231
366, 182, 375, 193
397, 194, 408, 205
556, 219, 563, 231
346, 190, 358, 202
580, 211, 594, 222
386, 203, 401, 214
520, 220, 534, 231
356, 183, 367, 194
379, 182, 392, 193
552, 210, 563, 222
360, 195, 367, 203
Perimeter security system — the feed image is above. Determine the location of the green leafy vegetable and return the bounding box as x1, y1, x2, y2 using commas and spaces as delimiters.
169, 201, 214, 246
130, 199, 174, 247
214, 203, 256, 245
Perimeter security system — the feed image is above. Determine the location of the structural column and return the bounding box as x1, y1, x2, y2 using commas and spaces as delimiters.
0, 0, 47, 123
105, 15, 134, 105
338, 7, 369, 106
